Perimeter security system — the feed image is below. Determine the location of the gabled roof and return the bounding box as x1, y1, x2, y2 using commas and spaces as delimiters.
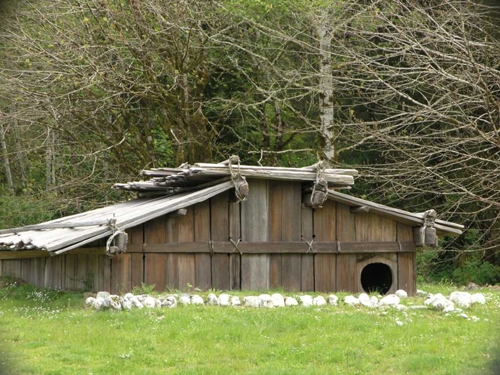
0, 181, 234, 254
327, 190, 463, 236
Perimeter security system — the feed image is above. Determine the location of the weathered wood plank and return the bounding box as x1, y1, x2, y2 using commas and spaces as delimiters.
398, 252, 416, 296
301, 203, 314, 291
336, 254, 357, 292
194, 201, 211, 290
145, 253, 167, 291
241, 179, 270, 290
131, 253, 144, 288
229, 200, 241, 290
100, 255, 111, 292
64, 255, 77, 290
269, 181, 282, 288
281, 182, 302, 291
211, 192, 230, 290
337, 202, 356, 242
176, 207, 195, 290
111, 254, 132, 294
315, 254, 336, 292
32, 257, 46, 288
314, 199, 336, 292
397, 223, 414, 242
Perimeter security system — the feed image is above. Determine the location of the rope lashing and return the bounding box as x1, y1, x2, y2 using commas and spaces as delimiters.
416, 209, 438, 247
302, 237, 315, 254
209, 239, 215, 257
310, 161, 328, 209
228, 155, 249, 202
106, 217, 128, 256
397, 240, 402, 252
337, 240, 341, 253
229, 237, 243, 255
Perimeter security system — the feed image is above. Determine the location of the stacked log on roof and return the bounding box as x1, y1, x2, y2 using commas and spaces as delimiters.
113, 162, 359, 193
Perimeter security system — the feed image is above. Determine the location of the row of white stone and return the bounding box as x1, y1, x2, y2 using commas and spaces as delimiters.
85, 289, 486, 312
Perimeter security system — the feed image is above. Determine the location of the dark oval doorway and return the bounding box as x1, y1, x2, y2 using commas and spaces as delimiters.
360, 263, 393, 295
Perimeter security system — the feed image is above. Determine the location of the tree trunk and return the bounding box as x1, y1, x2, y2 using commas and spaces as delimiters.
46, 127, 56, 190
12, 103, 28, 191
0, 122, 15, 195
316, 10, 334, 162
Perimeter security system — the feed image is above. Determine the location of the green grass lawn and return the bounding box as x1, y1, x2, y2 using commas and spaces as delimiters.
0, 280, 499, 375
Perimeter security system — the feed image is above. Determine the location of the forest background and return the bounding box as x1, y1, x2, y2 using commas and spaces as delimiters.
0, 0, 499, 285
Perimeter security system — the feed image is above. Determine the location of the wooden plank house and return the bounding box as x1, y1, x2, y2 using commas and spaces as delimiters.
0, 158, 463, 296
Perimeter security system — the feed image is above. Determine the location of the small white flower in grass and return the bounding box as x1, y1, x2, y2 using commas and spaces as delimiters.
395, 319, 404, 326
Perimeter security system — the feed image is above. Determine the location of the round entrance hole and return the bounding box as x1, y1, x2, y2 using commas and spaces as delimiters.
360, 263, 393, 295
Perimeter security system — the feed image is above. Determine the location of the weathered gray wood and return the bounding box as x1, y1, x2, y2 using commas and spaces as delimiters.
194, 201, 211, 290
0, 220, 111, 235
228, 200, 241, 290
211, 192, 230, 290
241, 179, 270, 290
314, 199, 336, 292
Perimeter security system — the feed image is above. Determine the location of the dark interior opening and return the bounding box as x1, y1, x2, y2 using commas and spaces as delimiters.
361, 263, 393, 295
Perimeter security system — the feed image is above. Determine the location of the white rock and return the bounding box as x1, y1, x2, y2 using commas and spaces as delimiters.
313, 296, 327, 306
219, 294, 230, 306
450, 292, 472, 309
191, 295, 204, 305
370, 296, 379, 307
162, 296, 177, 308
424, 293, 454, 311
285, 297, 298, 306
92, 297, 105, 310
130, 296, 144, 309
443, 305, 455, 313
105, 295, 122, 310
136, 295, 147, 303
155, 299, 162, 308
85, 297, 95, 306
96, 291, 110, 299
244, 296, 261, 308
259, 294, 274, 308
299, 295, 313, 307
207, 293, 219, 306
358, 293, 371, 307
471, 293, 486, 305
460, 313, 469, 320
395, 304, 408, 311
396, 319, 404, 326
179, 295, 191, 306
124, 293, 134, 301
121, 298, 132, 310
471, 316, 480, 321
328, 294, 338, 306
395, 290, 408, 299
271, 294, 285, 307
344, 295, 360, 306
379, 294, 400, 307
144, 296, 156, 308
230, 296, 241, 307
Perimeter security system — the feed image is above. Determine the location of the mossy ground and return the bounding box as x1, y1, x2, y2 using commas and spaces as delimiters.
0, 280, 499, 375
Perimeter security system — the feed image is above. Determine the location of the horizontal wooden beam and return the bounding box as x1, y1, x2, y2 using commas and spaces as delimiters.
0, 247, 105, 260
0, 241, 416, 259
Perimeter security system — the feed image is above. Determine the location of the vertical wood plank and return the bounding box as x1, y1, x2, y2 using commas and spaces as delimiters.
131, 253, 144, 289
21, 258, 32, 285
336, 203, 355, 242
177, 207, 195, 290
32, 257, 46, 288
145, 253, 167, 291
397, 223, 414, 242
281, 182, 302, 291
64, 254, 77, 290
100, 255, 111, 292
111, 254, 132, 293
241, 179, 270, 290
398, 252, 416, 296
301, 203, 314, 291
211, 192, 230, 290
229, 200, 241, 290
336, 254, 357, 292
314, 199, 336, 292
194, 201, 211, 290
269, 181, 282, 288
